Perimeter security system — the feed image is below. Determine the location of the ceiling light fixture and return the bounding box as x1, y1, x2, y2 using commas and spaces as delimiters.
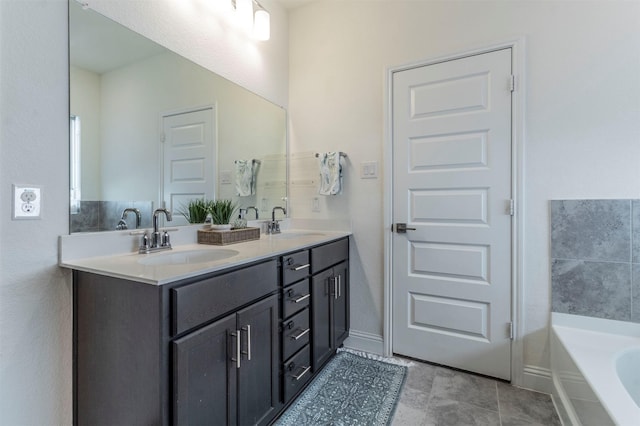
231, 0, 270, 41
253, 4, 270, 41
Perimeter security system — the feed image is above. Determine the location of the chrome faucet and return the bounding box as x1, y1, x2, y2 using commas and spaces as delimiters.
116, 207, 141, 230
268, 206, 286, 234
139, 208, 173, 253
246, 206, 259, 220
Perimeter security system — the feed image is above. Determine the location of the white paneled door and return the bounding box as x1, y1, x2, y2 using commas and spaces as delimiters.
392, 49, 513, 380
162, 107, 216, 226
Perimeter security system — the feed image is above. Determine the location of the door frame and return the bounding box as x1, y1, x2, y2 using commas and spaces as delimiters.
383, 38, 526, 385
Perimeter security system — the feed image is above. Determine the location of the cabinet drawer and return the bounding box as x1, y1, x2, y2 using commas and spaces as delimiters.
311, 238, 348, 274
282, 250, 310, 286
282, 279, 310, 318
172, 260, 277, 335
282, 308, 310, 360
283, 345, 312, 403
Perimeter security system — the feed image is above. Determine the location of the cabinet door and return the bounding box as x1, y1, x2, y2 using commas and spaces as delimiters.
237, 295, 280, 426
173, 313, 237, 426
332, 261, 349, 348
311, 268, 333, 371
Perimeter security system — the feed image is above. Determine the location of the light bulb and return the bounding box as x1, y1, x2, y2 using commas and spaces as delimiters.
254, 9, 270, 41
235, 0, 253, 33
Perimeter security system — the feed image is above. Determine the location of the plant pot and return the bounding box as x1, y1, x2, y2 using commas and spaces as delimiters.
210, 224, 232, 231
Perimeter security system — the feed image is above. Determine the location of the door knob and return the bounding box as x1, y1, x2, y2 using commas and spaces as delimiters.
394, 223, 416, 233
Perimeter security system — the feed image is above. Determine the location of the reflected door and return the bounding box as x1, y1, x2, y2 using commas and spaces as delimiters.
392, 49, 513, 380
162, 107, 216, 225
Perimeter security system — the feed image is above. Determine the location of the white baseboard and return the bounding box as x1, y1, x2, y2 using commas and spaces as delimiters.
521, 364, 553, 394
343, 330, 384, 356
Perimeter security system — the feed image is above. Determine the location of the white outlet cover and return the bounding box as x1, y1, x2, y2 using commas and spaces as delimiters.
13, 185, 41, 219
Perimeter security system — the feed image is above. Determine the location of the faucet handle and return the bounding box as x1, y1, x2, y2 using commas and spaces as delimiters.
161, 231, 171, 247
139, 232, 150, 253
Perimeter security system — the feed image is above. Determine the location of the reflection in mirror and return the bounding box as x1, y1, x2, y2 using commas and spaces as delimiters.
69, 1, 287, 233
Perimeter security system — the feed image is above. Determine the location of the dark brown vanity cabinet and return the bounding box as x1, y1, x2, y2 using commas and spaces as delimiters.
74, 259, 280, 426
73, 237, 349, 426
280, 250, 313, 404
173, 294, 279, 426
311, 238, 350, 371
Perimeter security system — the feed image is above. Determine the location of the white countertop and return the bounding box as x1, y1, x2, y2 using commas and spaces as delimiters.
59, 228, 350, 285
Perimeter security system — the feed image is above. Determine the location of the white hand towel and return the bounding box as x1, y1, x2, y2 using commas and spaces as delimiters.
235, 160, 253, 196
318, 152, 342, 195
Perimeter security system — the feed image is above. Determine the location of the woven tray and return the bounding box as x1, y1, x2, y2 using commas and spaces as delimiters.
197, 227, 260, 245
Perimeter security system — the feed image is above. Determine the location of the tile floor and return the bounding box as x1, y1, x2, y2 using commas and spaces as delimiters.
392, 359, 562, 426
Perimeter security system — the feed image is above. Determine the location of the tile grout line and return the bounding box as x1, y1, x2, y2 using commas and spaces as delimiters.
495, 381, 503, 426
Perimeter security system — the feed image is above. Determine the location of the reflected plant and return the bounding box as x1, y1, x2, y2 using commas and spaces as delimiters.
209, 199, 238, 225
177, 198, 210, 224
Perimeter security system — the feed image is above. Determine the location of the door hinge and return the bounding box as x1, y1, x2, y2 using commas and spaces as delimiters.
508, 322, 515, 340
509, 199, 515, 216
160, 132, 166, 143
509, 75, 516, 92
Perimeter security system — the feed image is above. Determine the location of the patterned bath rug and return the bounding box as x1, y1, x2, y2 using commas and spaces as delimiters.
275, 350, 408, 426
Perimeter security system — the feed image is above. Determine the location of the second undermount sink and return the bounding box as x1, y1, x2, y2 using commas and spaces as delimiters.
270, 232, 325, 240
138, 248, 239, 266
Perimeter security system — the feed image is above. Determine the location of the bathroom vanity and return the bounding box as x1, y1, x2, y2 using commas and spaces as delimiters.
64, 232, 349, 425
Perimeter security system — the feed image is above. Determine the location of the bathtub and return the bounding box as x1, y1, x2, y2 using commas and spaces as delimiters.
551, 313, 640, 425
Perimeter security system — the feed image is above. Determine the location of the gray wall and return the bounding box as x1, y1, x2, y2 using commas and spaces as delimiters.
551, 200, 640, 323
0, 1, 72, 424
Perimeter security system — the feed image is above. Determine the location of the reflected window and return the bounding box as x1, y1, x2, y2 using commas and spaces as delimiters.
70, 115, 81, 214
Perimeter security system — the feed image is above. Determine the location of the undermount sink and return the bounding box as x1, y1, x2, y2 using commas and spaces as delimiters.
270, 232, 325, 240
138, 249, 239, 266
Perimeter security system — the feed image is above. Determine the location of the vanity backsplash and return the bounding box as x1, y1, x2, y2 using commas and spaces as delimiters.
71, 200, 153, 233
551, 199, 640, 323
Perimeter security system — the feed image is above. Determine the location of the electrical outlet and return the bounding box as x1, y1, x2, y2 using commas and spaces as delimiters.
13, 185, 42, 219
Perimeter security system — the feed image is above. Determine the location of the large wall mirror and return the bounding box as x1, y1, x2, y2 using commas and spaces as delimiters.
69, 1, 287, 233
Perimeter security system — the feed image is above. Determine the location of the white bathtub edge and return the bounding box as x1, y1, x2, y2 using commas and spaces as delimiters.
551, 313, 640, 426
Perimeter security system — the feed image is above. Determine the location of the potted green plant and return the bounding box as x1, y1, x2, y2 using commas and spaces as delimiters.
177, 198, 210, 224
208, 199, 238, 230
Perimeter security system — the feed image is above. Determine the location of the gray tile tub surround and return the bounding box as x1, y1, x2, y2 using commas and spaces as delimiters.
550, 199, 631, 262
551, 259, 631, 321
550, 199, 640, 322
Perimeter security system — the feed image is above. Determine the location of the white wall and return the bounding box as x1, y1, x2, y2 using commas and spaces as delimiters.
288, 0, 640, 389
0, 0, 289, 423
87, 0, 289, 108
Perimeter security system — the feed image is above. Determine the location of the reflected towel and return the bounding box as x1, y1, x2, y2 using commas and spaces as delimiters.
235, 159, 260, 196
318, 152, 342, 195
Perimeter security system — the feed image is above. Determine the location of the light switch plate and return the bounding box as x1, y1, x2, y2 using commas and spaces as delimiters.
360, 161, 378, 179
13, 184, 42, 219
220, 170, 232, 185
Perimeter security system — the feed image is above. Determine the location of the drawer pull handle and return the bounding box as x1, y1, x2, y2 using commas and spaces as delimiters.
290, 328, 310, 341
292, 293, 310, 303
291, 365, 311, 381
289, 263, 310, 271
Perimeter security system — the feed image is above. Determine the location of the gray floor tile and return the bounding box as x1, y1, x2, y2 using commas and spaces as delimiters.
497, 382, 561, 426
422, 398, 501, 426
392, 400, 428, 426
392, 359, 562, 426
429, 367, 499, 412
